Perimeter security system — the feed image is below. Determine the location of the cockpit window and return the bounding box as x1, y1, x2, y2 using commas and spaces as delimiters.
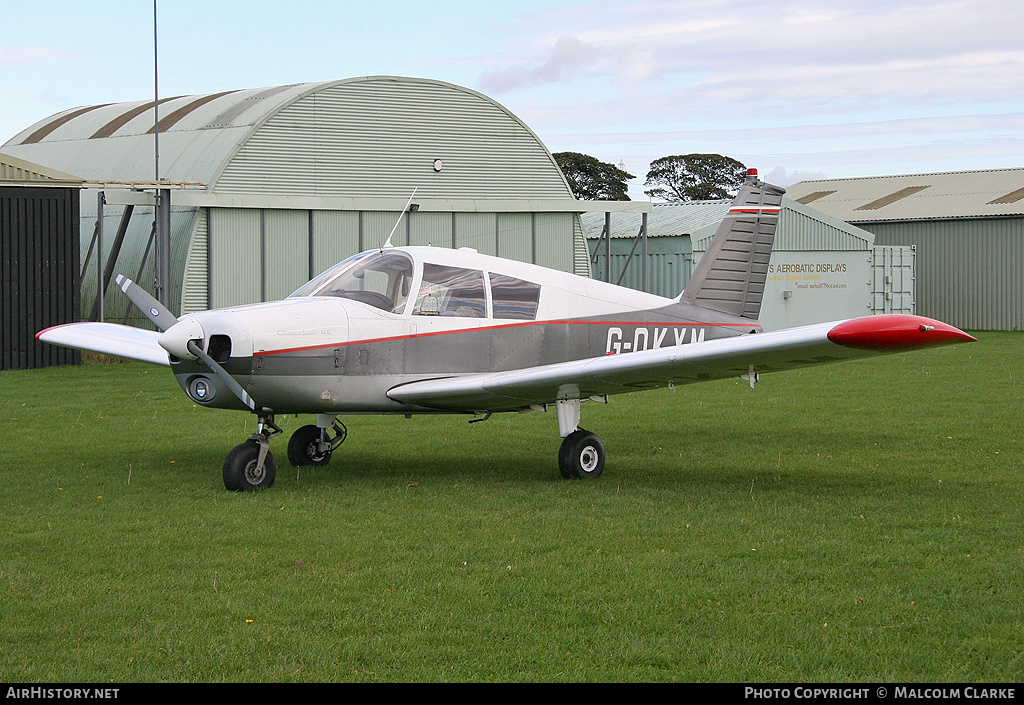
414, 264, 486, 318
489, 273, 541, 320
289, 250, 413, 314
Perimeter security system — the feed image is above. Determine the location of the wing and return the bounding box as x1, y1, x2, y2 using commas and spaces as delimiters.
386, 315, 975, 412
36, 322, 170, 366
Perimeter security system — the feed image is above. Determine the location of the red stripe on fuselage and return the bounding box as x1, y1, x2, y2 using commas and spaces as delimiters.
254, 318, 760, 357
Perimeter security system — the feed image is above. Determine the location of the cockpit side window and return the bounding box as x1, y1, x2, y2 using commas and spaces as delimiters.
414, 264, 486, 318
489, 273, 541, 320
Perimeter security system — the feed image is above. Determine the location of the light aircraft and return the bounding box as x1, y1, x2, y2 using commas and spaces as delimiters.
38, 171, 975, 490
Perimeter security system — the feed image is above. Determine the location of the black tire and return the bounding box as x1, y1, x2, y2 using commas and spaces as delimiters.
558, 429, 605, 479
223, 439, 276, 491
287, 424, 332, 467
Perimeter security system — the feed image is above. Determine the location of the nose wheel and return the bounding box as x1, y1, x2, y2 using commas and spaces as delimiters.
223, 411, 281, 491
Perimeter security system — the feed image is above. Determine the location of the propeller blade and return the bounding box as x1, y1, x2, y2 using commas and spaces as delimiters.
186, 339, 258, 412
115, 275, 178, 332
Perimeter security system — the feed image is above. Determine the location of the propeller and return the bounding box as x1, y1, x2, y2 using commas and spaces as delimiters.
115, 275, 178, 332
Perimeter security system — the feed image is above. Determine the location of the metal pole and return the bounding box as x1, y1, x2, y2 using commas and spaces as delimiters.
152, 1, 172, 309
157, 188, 171, 307
153, 0, 160, 183
616, 227, 643, 287
604, 212, 611, 282
96, 191, 105, 322
123, 223, 157, 325
641, 212, 648, 292
91, 205, 135, 321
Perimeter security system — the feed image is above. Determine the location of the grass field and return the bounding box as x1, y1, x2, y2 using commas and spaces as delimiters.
1, 333, 1021, 683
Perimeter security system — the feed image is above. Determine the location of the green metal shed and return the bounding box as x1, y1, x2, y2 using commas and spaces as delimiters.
787, 168, 1024, 331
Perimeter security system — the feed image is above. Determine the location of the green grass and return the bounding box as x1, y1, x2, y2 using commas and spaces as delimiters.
1, 334, 1021, 682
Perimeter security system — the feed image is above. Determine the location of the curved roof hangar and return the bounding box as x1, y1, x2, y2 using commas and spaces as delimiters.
4, 76, 574, 202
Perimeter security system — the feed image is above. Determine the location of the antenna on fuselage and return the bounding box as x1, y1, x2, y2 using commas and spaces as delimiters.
382, 188, 419, 250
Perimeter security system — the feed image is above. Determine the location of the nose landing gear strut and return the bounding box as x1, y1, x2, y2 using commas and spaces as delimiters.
222, 409, 282, 491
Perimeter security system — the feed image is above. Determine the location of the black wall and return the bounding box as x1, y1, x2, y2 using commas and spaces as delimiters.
1, 186, 81, 369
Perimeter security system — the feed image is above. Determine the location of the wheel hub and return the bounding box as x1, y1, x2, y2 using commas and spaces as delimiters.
579, 445, 599, 472
244, 459, 266, 485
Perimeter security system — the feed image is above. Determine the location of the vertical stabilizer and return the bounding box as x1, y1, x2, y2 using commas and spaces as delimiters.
679, 170, 785, 320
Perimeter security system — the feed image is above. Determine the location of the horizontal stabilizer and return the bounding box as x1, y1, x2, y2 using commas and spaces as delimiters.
36, 322, 169, 366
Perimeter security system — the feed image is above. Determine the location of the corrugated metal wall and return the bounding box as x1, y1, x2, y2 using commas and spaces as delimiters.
774, 205, 873, 251
202, 207, 579, 311
182, 208, 209, 314
215, 79, 570, 200
209, 208, 262, 308
867, 218, 1023, 330
311, 211, 360, 272
589, 236, 692, 298
1, 186, 80, 369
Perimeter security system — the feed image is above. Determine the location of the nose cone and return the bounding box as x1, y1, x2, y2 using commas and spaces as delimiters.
159, 318, 205, 360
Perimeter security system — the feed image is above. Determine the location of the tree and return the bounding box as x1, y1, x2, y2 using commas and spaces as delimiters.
643, 154, 747, 202
553, 152, 635, 201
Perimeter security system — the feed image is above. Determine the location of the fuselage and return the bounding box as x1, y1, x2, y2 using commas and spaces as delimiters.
163, 246, 761, 414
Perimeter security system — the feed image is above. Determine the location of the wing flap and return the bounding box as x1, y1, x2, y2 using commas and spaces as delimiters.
36, 322, 170, 366
387, 315, 974, 412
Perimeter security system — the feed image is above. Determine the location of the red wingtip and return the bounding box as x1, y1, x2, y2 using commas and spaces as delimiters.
827, 315, 976, 352
35, 323, 75, 340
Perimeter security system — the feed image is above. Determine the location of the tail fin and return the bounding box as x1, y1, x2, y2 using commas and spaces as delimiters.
679, 170, 785, 320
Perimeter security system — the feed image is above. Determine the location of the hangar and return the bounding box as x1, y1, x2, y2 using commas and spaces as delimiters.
583, 197, 913, 332
2, 76, 643, 327
786, 168, 1024, 331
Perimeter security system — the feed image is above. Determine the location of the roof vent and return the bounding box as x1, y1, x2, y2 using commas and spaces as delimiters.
855, 185, 931, 211
795, 190, 836, 205
19, 104, 111, 145
988, 186, 1024, 205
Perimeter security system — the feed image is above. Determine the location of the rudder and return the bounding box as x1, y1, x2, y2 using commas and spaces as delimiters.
679, 170, 785, 320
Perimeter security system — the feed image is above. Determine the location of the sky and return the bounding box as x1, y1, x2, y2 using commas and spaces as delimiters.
4, 0, 1024, 199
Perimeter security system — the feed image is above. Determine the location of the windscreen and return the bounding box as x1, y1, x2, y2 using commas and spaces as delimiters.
289, 250, 414, 314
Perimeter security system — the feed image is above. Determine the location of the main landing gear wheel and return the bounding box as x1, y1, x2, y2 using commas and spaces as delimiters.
223, 439, 277, 491
287, 425, 332, 467
558, 429, 605, 479
286, 419, 347, 467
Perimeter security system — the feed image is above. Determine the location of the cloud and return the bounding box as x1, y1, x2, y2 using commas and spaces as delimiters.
764, 167, 828, 187
0, 47, 76, 66
469, 0, 1024, 187
476, 0, 1024, 111
479, 36, 597, 93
